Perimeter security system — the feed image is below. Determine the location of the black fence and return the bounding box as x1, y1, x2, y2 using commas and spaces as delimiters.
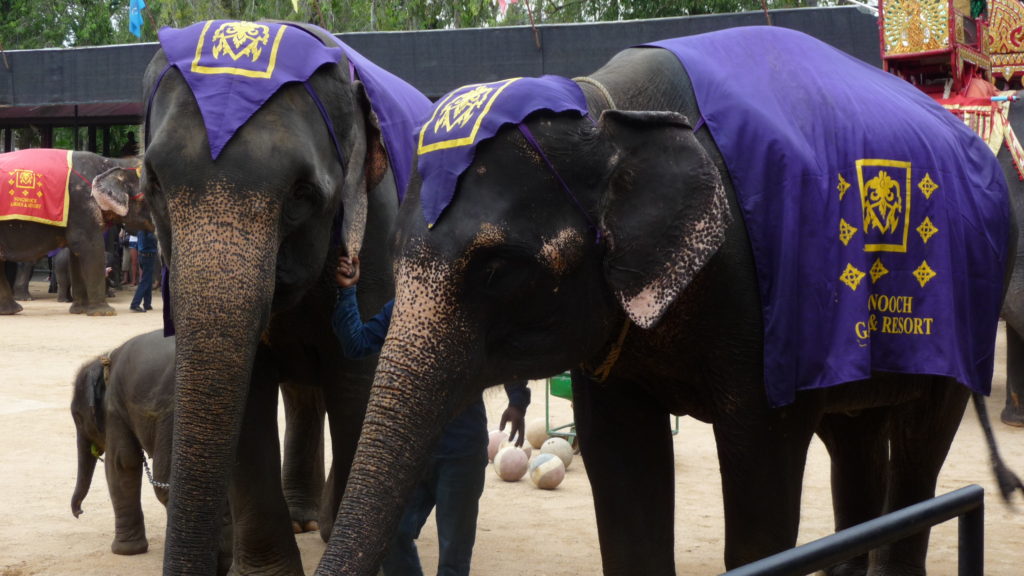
722, 484, 985, 576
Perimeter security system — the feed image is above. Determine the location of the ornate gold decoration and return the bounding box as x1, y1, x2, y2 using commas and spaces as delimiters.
839, 218, 857, 246
914, 260, 937, 287
857, 159, 912, 253
870, 258, 889, 283
435, 86, 494, 133
986, 0, 1024, 55
917, 217, 939, 243
918, 173, 938, 199
863, 170, 903, 234
841, 263, 867, 291
212, 22, 271, 62
883, 0, 950, 55
838, 173, 851, 200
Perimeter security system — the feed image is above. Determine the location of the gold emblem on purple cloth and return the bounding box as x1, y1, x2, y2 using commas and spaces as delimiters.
857, 159, 912, 252
191, 21, 285, 78
418, 78, 521, 154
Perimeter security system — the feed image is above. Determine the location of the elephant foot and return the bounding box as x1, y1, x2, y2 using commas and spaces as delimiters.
111, 536, 148, 555
0, 300, 23, 315
83, 304, 117, 316
824, 557, 868, 576
1000, 405, 1024, 427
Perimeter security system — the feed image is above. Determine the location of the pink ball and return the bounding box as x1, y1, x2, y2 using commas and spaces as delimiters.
529, 453, 566, 490
487, 429, 508, 462
493, 446, 529, 482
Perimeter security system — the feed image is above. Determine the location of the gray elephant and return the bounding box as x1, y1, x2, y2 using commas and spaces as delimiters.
140, 20, 431, 575
70, 329, 232, 573
0, 149, 151, 315
321, 28, 1018, 575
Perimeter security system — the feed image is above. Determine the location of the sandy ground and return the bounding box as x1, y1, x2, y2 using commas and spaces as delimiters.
1, 278, 1023, 576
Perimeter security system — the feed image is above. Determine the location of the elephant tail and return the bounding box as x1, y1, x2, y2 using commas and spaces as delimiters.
71, 427, 99, 518
972, 392, 1024, 502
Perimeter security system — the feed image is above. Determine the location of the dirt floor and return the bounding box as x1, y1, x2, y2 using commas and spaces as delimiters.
1, 278, 1023, 576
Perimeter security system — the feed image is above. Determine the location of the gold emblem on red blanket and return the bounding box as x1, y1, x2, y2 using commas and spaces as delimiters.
6, 169, 45, 207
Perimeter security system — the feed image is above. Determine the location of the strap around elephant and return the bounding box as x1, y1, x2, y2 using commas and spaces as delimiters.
517, 124, 602, 244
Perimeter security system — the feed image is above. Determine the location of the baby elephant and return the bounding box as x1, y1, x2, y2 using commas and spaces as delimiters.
70, 329, 174, 556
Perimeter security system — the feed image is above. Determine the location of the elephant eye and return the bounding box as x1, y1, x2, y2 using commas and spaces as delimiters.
281, 182, 321, 231
472, 253, 536, 300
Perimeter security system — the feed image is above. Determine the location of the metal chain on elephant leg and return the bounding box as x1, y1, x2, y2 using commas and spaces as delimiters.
141, 450, 169, 490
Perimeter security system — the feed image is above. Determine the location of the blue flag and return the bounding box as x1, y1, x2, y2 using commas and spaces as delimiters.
129, 0, 146, 39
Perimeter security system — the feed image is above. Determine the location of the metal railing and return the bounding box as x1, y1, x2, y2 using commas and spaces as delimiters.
722, 484, 985, 576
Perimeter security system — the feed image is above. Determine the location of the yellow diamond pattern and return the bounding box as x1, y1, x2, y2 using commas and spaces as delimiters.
914, 261, 937, 287
839, 219, 857, 246
840, 263, 866, 291
917, 217, 938, 243
869, 258, 889, 283
838, 173, 851, 200
918, 173, 938, 199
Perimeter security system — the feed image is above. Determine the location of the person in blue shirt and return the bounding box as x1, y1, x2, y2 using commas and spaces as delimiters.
129, 229, 157, 312
333, 254, 530, 576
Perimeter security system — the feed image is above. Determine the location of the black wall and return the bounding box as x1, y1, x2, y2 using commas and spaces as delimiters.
0, 7, 880, 120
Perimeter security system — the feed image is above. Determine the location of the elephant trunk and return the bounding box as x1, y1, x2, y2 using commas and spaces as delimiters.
71, 428, 98, 518
163, 215, 279, 575
318, 269, 470, 575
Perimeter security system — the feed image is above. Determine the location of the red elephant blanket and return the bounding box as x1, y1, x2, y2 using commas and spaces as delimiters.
0, 149, 74, 227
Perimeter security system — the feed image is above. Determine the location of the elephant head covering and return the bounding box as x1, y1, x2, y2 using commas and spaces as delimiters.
155, 20, 431, 201
644, 27, 1011, 406
416, 75, 589, 227
156, 21, 343, 160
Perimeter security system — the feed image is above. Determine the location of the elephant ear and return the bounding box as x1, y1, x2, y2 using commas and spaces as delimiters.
340, 80, 388, 258
87, 358, 109, 435
598, 109, 730, 330
92, 166, 141, 218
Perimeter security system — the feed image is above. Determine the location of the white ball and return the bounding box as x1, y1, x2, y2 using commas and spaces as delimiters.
487, 429, 508, 462
500, 437, 531, 458
529, 452, 566, 490
540, 436, 574, 470
525, 417, 550, 450
493, 446, 529, 482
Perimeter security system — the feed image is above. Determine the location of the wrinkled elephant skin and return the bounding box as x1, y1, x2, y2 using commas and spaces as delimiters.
323, 43, 1020, 575
141, 25, 408, 575
0, 150, 149, 316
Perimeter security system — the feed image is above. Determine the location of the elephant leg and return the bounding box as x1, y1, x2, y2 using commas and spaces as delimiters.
816, 409, 890, 576
13, 261, 33, 300
0, 261, 23, 314
228, 375, 303, 575
279, 381, 325, 534
104, 420, 149, 555
869, 379, 968, 575
714, 397, 819, 570
56, 248, 73, 303
571, 369, 676, 576
68, 249, 114, 316
1002, 323, 1024, 426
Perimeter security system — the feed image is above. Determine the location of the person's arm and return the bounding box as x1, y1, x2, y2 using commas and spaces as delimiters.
331, 286, 392, 358
500, 380, 531, 447
331, 255, 393, 359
